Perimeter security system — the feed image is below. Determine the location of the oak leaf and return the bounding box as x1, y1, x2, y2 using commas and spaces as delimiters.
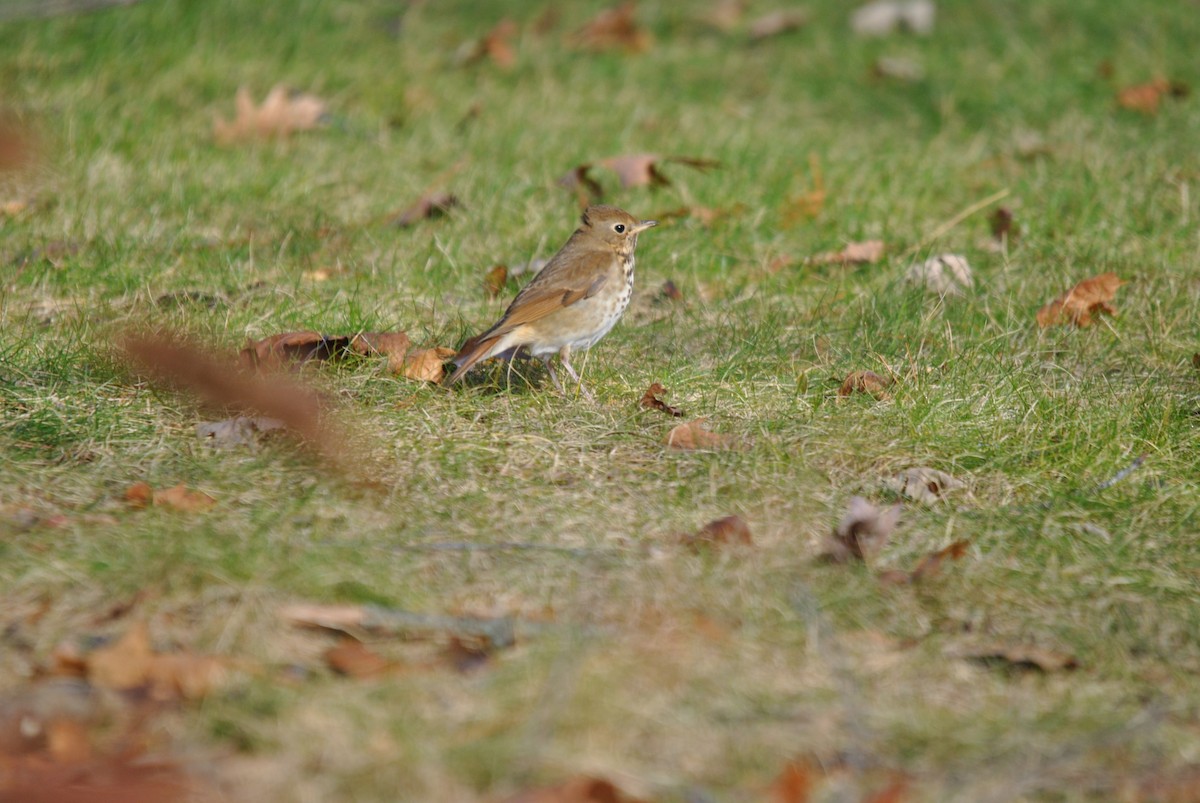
639, 382, 684, 417
213, 85, 328, 144
560, 154, 719, 203
879, 539, 969, 585
807, 240, 884, 266
402, 347, 457, 382
665, 418, 736, 450
1116, 77, 1188, 115
389, 191, 460, 227
1036, 272, 1124, 328
570, 2, 652, 52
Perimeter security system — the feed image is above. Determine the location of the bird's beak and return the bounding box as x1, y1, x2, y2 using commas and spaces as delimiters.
633, 220, 658, 233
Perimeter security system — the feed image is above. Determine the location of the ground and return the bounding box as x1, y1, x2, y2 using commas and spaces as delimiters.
1, 1, 1199, 801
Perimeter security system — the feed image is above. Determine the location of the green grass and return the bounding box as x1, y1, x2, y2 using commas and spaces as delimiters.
2, 0, 1200, 800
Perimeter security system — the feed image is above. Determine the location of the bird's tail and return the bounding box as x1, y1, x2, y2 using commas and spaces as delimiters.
444, 333, 502, 385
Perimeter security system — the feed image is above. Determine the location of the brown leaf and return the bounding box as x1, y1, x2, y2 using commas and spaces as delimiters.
748, 9, 809, 41
0, 114, 36, 172
570, 2, 652, 52
665, 418, 736, 450
84, 622, 230, 700
501, 775, 646, 803
388, 191, 460, 228
838, 370, 892, 400
679, 514, 753, 550
325, 638, 397, 679
124, 482, 154, 509
350, 331, 412, 360
952, 643, 1078, 672
990, 206, 1015, 242
121, 332, 332, 457
766, 758, 816, 803
880, 539, 969, 586
659, 279, 684, 301
1116, 77, 1173, 115
461, 19, 519, 69
639, 382, 684, 417
239, 331, 351, 370
825, 496, 899, 563
213, 85, 328, 144
151, 484, 216, 513
485, 264, 509, 297
862, 777, 911, 803
560, 154, 719, 202
884, 467, 962, 503
402, 347, 457, 382
703, 0, 746, 32
807, 240, 885, 266
1036, 272, 1125, 328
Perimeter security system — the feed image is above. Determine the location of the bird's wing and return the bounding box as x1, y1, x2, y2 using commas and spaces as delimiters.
486, 252, 611, 334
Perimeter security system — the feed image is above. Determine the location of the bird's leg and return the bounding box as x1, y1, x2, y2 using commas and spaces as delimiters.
540, 355, 565, 394
558, 345, 595, 402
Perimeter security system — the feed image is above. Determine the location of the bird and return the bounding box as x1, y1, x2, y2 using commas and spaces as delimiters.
446, 205, 657, 399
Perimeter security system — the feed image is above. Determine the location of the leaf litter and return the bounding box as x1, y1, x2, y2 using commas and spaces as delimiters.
569, 2, 652, 52
213, 85, 328, 144
639, 382, 684, 417
665, 418, 739, 450
678, 514, 753, 550
560, 153, 719, 204
1036, 272, 1124, 328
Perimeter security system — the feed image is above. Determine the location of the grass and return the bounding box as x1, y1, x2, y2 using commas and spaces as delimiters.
2, 0, 1200, 800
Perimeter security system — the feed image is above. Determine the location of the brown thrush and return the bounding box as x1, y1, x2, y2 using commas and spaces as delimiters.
446, 205, 656, 398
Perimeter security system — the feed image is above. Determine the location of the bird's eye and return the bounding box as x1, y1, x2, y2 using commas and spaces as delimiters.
614, 223, 626, 233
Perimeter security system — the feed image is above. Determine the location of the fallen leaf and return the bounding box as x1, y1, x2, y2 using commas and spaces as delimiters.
195, 415, 285, 448
501, 775, 647, 803
1, 198, 29, 217
388, 191, 460, 228
679, 514, 753, 550
84, 622, 230, 700
639, 382, 684, 417
825, 496, 899, 563
239, 330, 410, 370
748, 9, 809, 41
659, 279, 684, 301
838, 370, 892, 400
851, 0, 935, 36
325, 638, 397, 679
281, 603, 517, 648
1116, 77, 1188, 115
560, 154, 719, 203
152, 484, 216, 513
570, 2, 652, 52
402, 347, 457, 382
884, 466, 962, 503
871, 55, 925, 82
766, 758, 816, 803
990, 206, 1015, 242
807, 240, 885, 266
951, 643, 1078, 672
123, 482, 215, 512
905, 253, 973, 296
485, 264, 509, 297
665, 418, 736, 450
879, 539, 969, 585
458, 18, 519, 69
1036, 272, 1125, 328
213, 85, 328, 144
350, 331, 412, 361
862, 777, 911, 803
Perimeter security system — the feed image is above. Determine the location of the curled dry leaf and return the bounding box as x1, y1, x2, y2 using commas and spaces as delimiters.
885, 466, 963, 503
1116, 77, 1189, 115
990, 206, 1015, 242
213, 85, 328, 144
838, 370, 892, 400
239, 330, 411, 370
665, 418, 736, 450
389, 191, 460, 228
905, 254, 973, 296
124, 482, 216, 513
325, 638, 398, 679
825, 496, 899, 563
807, 239, 884, 266
402, 347, 457, 382
679, 514, 753, 550
950, 642, 1078, 673
659, 279, 684, 301
560, 154, 719, 203
570, 1, 652, 52
879, 539, 969, 585
458, 18, 519, 69
748, 9, 809, 41
1036, 272, 1124, 328
485, 264, 509, 297
83, 622, 230, 700
639, 382, 684, 417
500, 775, 647, 803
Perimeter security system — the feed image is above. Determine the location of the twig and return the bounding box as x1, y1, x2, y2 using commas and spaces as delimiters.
1094, 453, 1146, 492
903, 188, 1010, 256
